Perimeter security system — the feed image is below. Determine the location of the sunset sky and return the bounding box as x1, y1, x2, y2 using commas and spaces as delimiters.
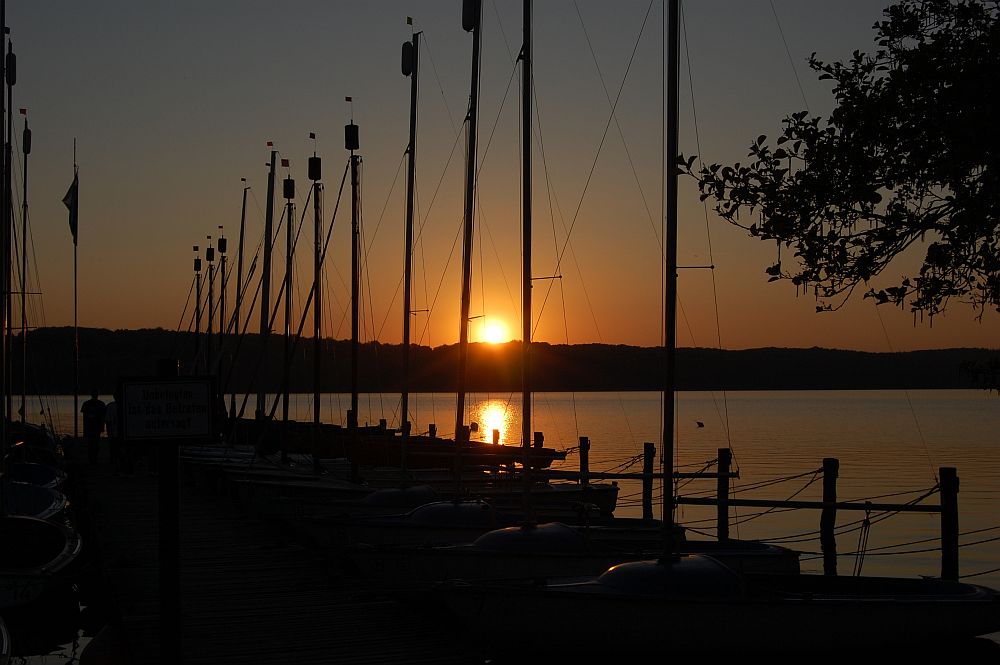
9, 1, 1000, 352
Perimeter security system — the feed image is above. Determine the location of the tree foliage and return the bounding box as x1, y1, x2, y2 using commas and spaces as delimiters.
683, 0, 999, 319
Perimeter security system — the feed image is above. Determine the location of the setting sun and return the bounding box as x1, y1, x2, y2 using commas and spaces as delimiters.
481, 319, 510, 344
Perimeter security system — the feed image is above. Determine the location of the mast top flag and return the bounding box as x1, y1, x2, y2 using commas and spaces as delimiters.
62, 171, 79, 246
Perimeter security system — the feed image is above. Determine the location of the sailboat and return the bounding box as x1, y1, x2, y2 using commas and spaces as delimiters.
341, 1, 617, 513
427, 0, 1000, 656
338, 0, 807, 581
0, 28, 82, 613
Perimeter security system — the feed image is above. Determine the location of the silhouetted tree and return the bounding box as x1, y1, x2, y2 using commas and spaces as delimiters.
684, 0, 999, 320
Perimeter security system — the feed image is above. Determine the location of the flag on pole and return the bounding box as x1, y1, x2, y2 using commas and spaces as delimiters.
266, 141, 274, 147
63, 172, 79, 245
406, 16, 413, 25
345, 96, 352, 102
309, 132, 316, 139
18, 108, 26, 115
280, 158, 289, 167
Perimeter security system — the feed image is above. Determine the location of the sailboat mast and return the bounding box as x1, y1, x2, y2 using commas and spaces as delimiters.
663, 0, 680, 548
194, 248, 202, 373
0, 0, 6, 444
19, 114, 27, 421
232, 180, 248, 416
218, 227, 226, 382
521, 0, 532, 492
257, 152, 276, 419
401, 29, 419, 454
206, 238, 214, 375
281, 170, 294, 445
309, 148, 322, 470
4, 40, 14, 424
455, 0, 482, 441
347, 118, 360, 429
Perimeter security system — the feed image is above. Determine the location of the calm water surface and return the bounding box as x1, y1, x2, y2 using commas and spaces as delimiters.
23, 389, 1000, 657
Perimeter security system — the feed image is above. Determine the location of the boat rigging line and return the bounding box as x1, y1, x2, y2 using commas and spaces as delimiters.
227, 159, 350, 427
533, 0, 655, 330
768, 0, 811, 112
572, 0, 660, 245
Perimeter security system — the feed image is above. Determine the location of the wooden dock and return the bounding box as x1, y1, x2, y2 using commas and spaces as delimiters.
73, 444, 478, 664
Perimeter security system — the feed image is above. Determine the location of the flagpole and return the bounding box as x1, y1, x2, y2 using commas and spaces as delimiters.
19, 110, 27, 422
5, 38, 15, 426
0, 0, 7, 493
73, 139, 78, 444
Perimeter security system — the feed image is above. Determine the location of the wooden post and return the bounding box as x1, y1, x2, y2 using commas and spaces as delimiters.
820, 457, 839, 576
717, 447, 731, 541
940, 466, 959, 581
579, 436, 590, 488
642, 442, 655, 520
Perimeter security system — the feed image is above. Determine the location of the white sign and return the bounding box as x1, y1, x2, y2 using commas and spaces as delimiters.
122, 379, 213, 440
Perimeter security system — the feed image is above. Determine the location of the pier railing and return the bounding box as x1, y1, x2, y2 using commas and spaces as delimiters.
540, 440, 958, 580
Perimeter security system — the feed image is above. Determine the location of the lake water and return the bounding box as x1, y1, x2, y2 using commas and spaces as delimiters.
19, 389, 1000, 656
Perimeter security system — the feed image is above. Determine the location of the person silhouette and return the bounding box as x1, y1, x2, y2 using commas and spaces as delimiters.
81, 389, 107, 464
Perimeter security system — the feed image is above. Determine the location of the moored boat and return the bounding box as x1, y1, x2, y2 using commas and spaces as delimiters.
348, 521, 799, 583
0, 516, 81, 610
432, 555, 1000, 656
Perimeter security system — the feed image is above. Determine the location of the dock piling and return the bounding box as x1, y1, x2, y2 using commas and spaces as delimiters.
642, 442, 655, 520
940, 466, 959, 581
717, 447, 731, 541
821, 457, 839, 576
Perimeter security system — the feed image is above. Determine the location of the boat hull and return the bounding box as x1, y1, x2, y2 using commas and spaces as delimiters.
433, 562, 1000, 656
349, 540, 799, 583
0, 517, 82, 610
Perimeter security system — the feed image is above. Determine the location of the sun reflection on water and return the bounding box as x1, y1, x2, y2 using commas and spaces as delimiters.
473, 400, 513, 445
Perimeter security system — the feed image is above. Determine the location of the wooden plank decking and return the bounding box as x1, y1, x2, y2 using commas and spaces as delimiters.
75, 445, 478, 663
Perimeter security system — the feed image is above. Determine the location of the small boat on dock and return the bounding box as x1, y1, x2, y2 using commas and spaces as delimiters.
0, 480, 68, 522
432, 555, 1000, 656
0, 516, 81, 610
347, 521, 799, 584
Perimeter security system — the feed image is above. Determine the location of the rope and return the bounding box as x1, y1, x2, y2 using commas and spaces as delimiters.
960, 566, 1000, 580
572, 0, 660, 247
801, 534, 1000, 561
768, 0, 810, 112
535, 0, 655, 336
871, 300, 938, 484
852, 505, 873, 576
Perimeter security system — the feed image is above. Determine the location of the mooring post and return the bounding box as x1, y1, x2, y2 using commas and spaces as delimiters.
940, 466, 959, 581
154, 359, 181, 665
642, 442, 655, 520
579, 436, 590, 488
820, 457, 839, 576
717, 447, 732, 541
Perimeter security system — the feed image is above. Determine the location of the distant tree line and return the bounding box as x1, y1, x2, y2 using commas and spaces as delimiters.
7, 327, 993, 396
